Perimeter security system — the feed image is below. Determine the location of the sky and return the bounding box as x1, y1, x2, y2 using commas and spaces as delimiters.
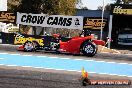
81, 0, 115, 10
0, 0, 7, 11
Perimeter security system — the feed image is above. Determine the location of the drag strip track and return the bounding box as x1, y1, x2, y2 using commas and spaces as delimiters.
0, 68, 131, 88
0, 76, 79, 88
0, 76, 130, 88
0, 45, 132, 88
0, 52, 132, 77
0, 68, 81, 88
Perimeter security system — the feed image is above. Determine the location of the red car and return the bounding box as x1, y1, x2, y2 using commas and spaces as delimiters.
18, 30, 105, 57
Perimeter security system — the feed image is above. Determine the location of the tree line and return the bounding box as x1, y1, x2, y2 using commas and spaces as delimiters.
7, 0, 132, 35
7, 0, 82, 35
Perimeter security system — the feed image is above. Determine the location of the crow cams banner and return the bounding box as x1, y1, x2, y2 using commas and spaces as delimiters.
17, 12, 83, 30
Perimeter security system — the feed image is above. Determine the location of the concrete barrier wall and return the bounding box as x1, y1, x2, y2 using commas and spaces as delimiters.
0, 44, 19, 51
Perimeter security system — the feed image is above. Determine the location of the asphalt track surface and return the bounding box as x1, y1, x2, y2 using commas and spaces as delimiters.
0, 44, 132, 88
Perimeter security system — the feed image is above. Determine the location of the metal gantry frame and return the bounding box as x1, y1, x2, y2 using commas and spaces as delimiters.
108, 15, 113, 48
100, 0, 105, 40
100, 0, 113, 48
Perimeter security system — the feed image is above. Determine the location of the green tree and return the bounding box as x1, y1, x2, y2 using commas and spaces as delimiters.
7, 0, 20, 12
7, 0, 81, 35
97, 4, 111, 11
8, 0, 81, 15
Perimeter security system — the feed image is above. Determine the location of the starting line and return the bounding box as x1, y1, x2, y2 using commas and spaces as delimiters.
0, 53, 132, 77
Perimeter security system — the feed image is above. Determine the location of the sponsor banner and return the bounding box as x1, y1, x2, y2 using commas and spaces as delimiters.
14, 34, 44, 45
17, 12, 83, 30
0, 12, 16, 23
83, 17, 108, 30
111, 4, 132, 15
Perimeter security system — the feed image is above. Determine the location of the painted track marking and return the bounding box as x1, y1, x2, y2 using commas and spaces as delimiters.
0, 53, 132, 77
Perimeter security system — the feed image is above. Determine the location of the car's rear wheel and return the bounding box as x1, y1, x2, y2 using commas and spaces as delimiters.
24, 41, 35, 52
81, 41, 97, 57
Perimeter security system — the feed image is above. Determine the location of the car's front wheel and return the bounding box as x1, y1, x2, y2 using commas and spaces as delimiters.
24, 41, 35, 52
81, 41, 97, 57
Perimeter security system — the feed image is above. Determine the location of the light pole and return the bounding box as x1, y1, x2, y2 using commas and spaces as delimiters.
100, 0, 105, 40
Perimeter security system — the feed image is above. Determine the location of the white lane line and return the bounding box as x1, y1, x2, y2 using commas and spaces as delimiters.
107, 62, 132, 65
117, 63, 131, 65
49, 57, 58, 58
46, 57, 132, 65
73, 59, 132, 65
59, 58, 132, 65
106, 62, 116, 64
0, 58, 4, 60
88, 72, 132, 78
6, 65, 18, 66
10, 54, 20, 56
0, 52, 132, 65
37, 56, 47, 57
65, 59, 132, 65
0, 53, 8, 54
22, 66, 33, 68
34, 67, 45, 69
0, 64, 132, 78
73, 59, 94, 61
22, 55, 33, 56
42, 68, 132, 78
33, 67, 132, 78
60, 58, 71, 60
0, 64, 4, 65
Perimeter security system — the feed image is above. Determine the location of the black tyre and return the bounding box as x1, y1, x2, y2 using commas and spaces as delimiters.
81, 41, 97, 57
82, 78, 91, 86
24, 41, 35, 52
82, 80, 87, 86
